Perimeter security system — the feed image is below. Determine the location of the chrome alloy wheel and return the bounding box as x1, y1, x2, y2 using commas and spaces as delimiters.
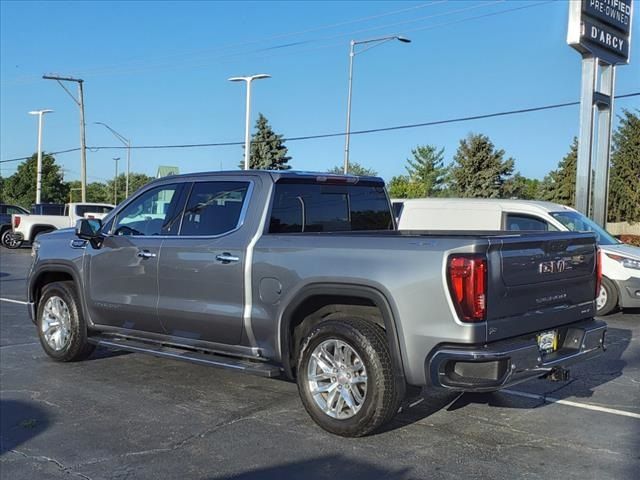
41, 296, 72, 351
307, 339, 367, 419
596, 285, 608, 311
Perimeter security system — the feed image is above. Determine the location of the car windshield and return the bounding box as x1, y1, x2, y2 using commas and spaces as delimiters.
550, 211, 619, 246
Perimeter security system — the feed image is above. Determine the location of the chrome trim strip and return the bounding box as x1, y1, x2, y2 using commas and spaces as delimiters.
243, 181, 273, 349
108, 180, 255, 240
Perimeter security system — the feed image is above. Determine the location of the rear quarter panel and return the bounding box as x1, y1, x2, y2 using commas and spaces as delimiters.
252, 234, 490, 385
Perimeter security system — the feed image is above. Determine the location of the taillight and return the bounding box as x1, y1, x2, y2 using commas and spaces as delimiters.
13, 215, 21, 228
447, 255, 487, 322
595, 248, 602, 298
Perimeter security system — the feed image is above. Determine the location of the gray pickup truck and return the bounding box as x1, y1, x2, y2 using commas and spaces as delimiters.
27, 171, 606, 436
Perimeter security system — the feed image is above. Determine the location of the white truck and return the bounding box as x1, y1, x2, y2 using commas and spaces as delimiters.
8, 202, 114, 248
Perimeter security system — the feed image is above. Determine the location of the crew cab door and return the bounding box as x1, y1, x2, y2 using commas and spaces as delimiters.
157, 179, 253, 345
84, 182, 187, 333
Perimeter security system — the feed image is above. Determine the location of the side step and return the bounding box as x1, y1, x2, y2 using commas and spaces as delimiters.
88, 335, 282, 378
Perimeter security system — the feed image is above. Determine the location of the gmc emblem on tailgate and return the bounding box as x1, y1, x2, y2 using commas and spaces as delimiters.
539, 259, 566, 274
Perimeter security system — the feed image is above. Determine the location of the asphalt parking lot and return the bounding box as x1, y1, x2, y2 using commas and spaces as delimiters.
1, 247, 639, 480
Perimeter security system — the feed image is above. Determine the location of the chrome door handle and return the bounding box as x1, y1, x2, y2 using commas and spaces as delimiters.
137, 250, 156, 259
216, 253, 240, 263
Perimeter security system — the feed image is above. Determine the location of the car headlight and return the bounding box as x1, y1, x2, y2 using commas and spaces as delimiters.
605, 252, 640, 270
31, 240, 40, 257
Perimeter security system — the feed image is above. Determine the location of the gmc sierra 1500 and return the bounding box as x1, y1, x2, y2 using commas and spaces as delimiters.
27, 171, 605, 436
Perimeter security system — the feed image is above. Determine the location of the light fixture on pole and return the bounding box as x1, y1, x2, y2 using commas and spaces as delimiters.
95, 122, 131, 197
228, 74, 271, 170
113, 157, 120, 204
28, 109, 54, 204
343, 35, 411, 174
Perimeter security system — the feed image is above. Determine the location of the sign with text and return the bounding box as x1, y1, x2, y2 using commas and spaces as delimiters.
568, 0, 634, 64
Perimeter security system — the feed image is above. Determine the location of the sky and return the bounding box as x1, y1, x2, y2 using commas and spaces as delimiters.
1, 0, 639, 186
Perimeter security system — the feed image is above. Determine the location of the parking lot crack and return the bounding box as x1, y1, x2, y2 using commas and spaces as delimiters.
10, 449, 93, 480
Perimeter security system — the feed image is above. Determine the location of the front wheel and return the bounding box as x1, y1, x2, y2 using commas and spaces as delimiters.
296, 318, 403, 437
37, 281, 95, 362
596, 277, 618, 316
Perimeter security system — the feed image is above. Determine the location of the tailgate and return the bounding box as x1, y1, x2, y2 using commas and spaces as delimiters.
485, 232, 598, 341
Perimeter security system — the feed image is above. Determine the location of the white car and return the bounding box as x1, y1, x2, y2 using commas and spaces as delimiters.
394, 198, 640, 316
9, 202, 114, 248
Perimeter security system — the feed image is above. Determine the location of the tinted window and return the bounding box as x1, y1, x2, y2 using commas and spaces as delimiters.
75, 205, 114, 217
550, 211, 619, 245
113, 184, 182, 236
506, 214, 550, 231
180, 182, 249, 236
269, 182, 393, 233
6, 206, 27, 215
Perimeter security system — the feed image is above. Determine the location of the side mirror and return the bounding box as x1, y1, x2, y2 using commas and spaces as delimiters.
76, 218, 103, 243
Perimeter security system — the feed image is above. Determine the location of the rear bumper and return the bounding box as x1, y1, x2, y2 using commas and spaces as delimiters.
616, 276, 640, 309
427, 319, 606, 392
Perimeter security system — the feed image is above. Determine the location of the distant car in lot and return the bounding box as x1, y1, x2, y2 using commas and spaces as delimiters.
26, 171, 605, 437
0, 203, 29, 248
8, 202, 114, 249
394, 198, 640, 316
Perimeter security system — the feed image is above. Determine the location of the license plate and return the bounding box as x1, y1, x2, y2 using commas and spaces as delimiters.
537, 330, 558, 354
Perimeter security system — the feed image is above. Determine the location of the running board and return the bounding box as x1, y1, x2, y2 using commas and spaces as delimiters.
88, 335, 282, 378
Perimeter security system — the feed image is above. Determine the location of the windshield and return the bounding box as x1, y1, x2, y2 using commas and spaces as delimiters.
550, 211, 619, 245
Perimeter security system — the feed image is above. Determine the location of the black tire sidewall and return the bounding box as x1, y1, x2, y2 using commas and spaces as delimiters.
597, 277, 618, 316
297, 319, 393, 437
2, 229, 22, 249
37, 282, 92, 361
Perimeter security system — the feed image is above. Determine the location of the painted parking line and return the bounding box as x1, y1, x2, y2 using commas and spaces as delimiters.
0, 298, 28, 305
503, 389, 640, 419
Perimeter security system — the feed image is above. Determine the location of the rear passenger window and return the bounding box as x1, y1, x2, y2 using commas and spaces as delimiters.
506, 214, 551, 231
180, 182, 249, 236
269, 182, 393, 233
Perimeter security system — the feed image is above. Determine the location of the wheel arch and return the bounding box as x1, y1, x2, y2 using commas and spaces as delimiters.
29, 265, 84, 324
278, 283, 406, 382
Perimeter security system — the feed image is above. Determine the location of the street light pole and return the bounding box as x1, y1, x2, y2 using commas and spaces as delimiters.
42, 75, 87, 201
228, 74, 271, 170
113, 157, 120, 204
28, 109, 54, 204
95, 122, 131, 197
343, 35, 411, 174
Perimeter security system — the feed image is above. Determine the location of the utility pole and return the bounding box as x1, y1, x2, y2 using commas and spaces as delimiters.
43, 75, 87, 202
28, 109, 53, 204
113, 157, 120, 204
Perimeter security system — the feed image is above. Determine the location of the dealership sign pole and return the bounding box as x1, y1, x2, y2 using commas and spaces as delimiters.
567, 0, 633, 227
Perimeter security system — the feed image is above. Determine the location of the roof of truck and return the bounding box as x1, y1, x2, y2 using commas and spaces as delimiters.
147, 170, 384, 184
393, 197, 577, 214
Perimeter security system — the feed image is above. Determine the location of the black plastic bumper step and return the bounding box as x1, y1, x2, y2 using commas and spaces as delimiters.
88, 335, 281, 378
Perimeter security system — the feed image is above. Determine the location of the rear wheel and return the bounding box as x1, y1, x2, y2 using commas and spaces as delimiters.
596, 277, 618, 316
296, 318, 403, 437
2, 229, 22, 249
37, 281, 95, 362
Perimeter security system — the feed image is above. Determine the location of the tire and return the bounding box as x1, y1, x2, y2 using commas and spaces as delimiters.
36, 281, 95, 362
2, 229, 22, 249
296, 317, 404, 437
596, 277, 618, 316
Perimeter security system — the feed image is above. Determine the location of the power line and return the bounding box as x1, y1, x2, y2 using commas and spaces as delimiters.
2, 92, 638, 165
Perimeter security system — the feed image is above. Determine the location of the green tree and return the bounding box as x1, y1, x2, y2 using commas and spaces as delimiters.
67, 180, 109, 203
103, 173, 155, 204
405, 145, 448, 197
328, 162, 378, 176
539, 138, 577, 206
608, 109, 640, 222
240, 113, 291, 170
503, 173, 541, 200
3, 153, 68, 208
449, 134, 514, 198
